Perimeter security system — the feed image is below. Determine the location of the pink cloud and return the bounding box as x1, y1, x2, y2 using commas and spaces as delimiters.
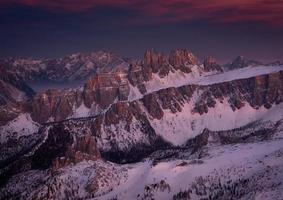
1, 0, 283, 27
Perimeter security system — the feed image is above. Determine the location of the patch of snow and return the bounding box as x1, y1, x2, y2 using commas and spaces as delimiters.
0, 113, 39, 144
64, 63, 71, 70
260, 103, 283, 122
86, 61, 94, 69
71, 103, 90, 118
128, 84, 143, 100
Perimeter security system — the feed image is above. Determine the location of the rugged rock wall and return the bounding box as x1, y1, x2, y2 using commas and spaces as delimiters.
83, 73, 130, 108
28, 49, 229, 123
34, 71, 283, 164
31, 89, 83, 123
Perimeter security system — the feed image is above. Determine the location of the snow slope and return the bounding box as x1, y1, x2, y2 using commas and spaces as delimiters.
99, 137, 283, 200
0, 113, 39, 144
149, 98, 270, 146
71, 103, 90, 118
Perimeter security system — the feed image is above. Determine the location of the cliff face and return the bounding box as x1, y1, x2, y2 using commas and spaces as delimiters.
31, 89, 83, 123
30, 73, 131, 123
83, 73, 130, 108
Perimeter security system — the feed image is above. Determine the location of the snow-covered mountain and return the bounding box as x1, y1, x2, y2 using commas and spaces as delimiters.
0, 49, 283, 200
0, 51, 129, 83
224, 56, 263, 71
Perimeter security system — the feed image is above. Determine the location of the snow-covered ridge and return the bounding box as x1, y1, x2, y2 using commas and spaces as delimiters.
62, 65, 282, 139
126, 65, 282, 104
197, 65, 283, 85
142, 65, 283, 95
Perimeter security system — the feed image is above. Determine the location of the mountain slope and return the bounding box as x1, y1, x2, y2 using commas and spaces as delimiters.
1, 103, 283, 200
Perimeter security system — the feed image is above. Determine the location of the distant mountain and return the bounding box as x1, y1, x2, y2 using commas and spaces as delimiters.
0, 65, 34, 125
0, 51, 129, 82
224, 56, 263, 70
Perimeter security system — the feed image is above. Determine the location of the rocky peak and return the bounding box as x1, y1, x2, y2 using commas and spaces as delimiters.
203, 56, 223, 72
143, 50, 167, 72
169, 49, 198, 69
227, 56, 262, 70
128, 49, 199, 92
142, 49, 171, 78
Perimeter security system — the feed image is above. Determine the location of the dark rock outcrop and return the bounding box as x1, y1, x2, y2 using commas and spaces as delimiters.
31, 125, 100, 170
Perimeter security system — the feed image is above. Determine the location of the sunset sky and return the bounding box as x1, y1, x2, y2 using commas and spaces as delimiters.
1, 0, 283, 63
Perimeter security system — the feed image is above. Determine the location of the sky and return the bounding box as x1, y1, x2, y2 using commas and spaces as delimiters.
0, 0, 283, 63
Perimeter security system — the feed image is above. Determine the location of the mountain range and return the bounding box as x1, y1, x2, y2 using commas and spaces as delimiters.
0, 49, 283, 200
